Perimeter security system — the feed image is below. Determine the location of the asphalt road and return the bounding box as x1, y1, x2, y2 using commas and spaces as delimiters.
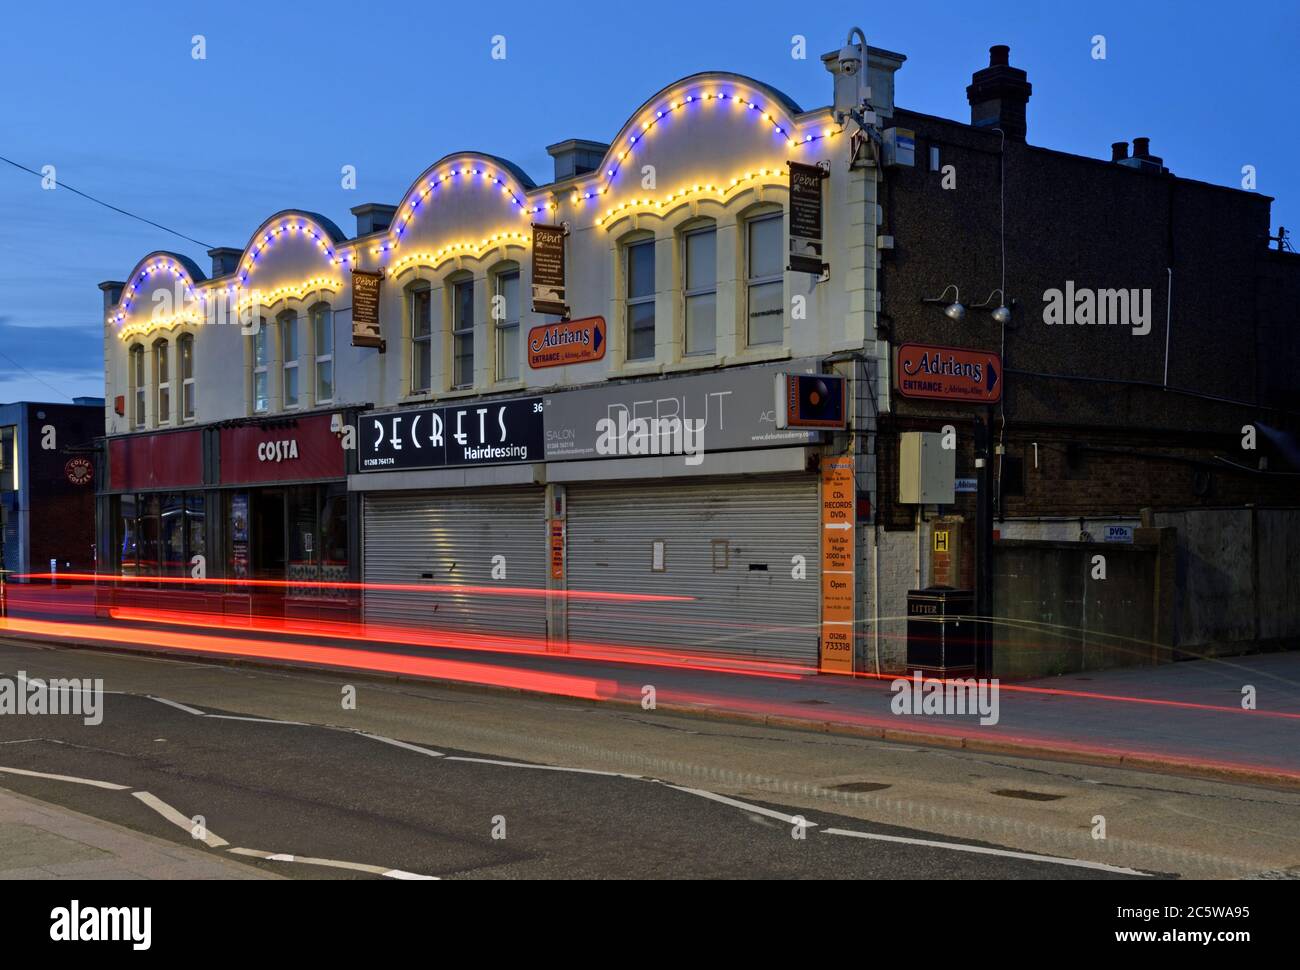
1, 639, 1297, 879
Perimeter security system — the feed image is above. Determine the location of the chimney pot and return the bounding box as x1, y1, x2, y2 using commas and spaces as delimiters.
966, 44, 1032, 141
1111, 141, 1129, 162
1132, 136, 1151, 159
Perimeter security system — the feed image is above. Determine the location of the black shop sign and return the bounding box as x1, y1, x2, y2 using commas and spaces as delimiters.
359, 397, 544, 471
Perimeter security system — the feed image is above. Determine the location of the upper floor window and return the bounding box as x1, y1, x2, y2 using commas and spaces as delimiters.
179, 334, 195, 421
279, 311, 299, 409
154, 339, 171, 426
311, 304, 333, 403
683, 226, 717, 356
625, 239, 656, 361
493, 269, 520, 382
746, 212, 784, 346
409, 284, 433, 393
253, 319, 270, 413
452, 278, 474, 389
129, 344, 145, 429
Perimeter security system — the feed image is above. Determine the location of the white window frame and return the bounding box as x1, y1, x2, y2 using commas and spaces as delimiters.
451, 277, 475, 390
154, 338, 171, 427
409, 284, 433, 394
279, 311, 299, 409
493, 268, 520, 382
130, 344, 146, 429
179, 333, 195, 422
682, 225, 717, 356
311, 303, 334, 404
745, 211, 785, 347
252, 319, 270, 413
625, 238, 656, 362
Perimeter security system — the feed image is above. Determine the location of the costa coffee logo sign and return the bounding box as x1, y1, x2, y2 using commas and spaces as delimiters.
257, 439, 300, 463
64, 457, 93, 486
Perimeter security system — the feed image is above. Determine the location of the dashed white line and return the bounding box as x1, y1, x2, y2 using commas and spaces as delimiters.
662, 784, 817, 827
0, 765, 130, 791
228, 847, 438, 880
146, 695, 209, 716
820, 826, 1153, 876
356, 732, 445, 758
133, 790, 229, 848
444, 755, 639, 779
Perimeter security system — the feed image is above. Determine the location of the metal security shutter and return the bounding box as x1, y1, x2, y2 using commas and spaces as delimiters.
566, 475, 819, 663
363, 488, 547, 639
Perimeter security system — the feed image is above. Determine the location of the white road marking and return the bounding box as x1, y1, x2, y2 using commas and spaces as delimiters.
204, 714, 308, 726
444, 755, 639, 778
356, 732, 445, 758
133, 791, 229, 847
820, 827, 1153, 876
663, 784, 817, 827
0, 765, 130, 791
228, 847, 438, 880
147, 696, 209, 716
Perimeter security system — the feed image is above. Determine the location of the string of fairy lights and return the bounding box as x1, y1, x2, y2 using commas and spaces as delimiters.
111, 84, 838, 340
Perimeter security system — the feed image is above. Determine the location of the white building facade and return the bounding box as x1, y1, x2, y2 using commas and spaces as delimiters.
97, 44, 906, 674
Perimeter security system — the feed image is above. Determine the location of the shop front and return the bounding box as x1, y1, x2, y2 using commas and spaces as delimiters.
216, 413, 351, 620
354, 360, 829, 665
100, 411, 353, 622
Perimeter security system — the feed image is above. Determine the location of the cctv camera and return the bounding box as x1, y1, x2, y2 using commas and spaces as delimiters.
838, 44, 862, 76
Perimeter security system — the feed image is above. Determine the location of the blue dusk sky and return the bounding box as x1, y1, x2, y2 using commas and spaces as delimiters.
1, 0, 1296, 403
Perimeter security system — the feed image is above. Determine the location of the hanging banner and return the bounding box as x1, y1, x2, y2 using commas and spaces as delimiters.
531, 224, 568, 317
788, 161, 828, 276
351, 270, 385, 349
819, 456, 856, 674
529, 316, 606, 369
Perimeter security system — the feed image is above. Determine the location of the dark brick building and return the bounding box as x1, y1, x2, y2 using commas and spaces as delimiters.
867, 44, 1300, 672
0, 399, 103, 582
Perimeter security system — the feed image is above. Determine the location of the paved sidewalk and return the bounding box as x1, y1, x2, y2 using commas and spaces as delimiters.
0, 787, 275, 880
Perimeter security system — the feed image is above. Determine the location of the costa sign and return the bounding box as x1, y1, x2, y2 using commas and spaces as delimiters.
528, 316, 605, 369
895, 343, 1002, 404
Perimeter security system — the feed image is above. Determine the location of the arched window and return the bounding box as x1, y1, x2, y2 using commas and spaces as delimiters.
278, 310, 299, 408
310, 303, 334, 403
129, 344, 146, 429
179, 333, 195, 421
154, 338, 171, 426
408, 282, 433, 393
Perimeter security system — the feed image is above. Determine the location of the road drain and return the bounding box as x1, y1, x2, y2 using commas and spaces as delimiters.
993, 789, 1065, 802
831, 781, 892, 793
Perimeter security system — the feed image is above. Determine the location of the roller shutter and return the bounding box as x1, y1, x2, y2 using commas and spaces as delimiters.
565, 475, 820, 664
362, 487, 547, 639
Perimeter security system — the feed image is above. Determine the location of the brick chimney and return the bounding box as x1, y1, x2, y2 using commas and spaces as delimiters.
966, 45, 1032, 140
1116, 136, 1168, 174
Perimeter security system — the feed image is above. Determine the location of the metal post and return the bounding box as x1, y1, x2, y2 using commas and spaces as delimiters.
973, 410, 995, 676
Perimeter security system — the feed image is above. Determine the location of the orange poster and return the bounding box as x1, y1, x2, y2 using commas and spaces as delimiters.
528, 316, 606, 369
819, 456, 855, 674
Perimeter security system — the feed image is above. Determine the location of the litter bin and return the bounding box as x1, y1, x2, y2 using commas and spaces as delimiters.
906, 587, 976, 675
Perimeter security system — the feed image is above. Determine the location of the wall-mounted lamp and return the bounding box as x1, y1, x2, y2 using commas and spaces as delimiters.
972, 289, 1014, 325
922, 284, 965, 323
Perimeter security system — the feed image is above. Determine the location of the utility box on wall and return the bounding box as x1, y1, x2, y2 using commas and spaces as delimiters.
898, 432, 955, 504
